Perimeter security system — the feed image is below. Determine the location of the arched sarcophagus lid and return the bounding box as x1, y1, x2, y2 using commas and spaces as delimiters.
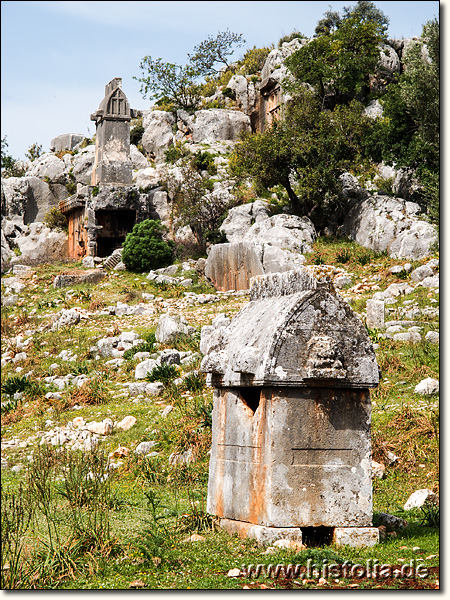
91, 77, 132, 122
201, 268, 379, 389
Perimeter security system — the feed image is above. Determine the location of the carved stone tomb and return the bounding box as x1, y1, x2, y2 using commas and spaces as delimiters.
201, 269, 380, 547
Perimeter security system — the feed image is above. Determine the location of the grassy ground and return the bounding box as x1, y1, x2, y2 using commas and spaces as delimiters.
1, 238, 439, 589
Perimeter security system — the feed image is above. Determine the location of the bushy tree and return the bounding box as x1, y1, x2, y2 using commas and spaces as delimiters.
188, 29, 245, 76
43, 207, 68, 232
285, 11, 385, 106
25, 142, 42, 162
1, 136, 25, 178
134, 30, 245, 112
371, 18, 439, 222
130, 125, 145, 146
229, 89, 375, 228
162, 162, 230, 253
314, 8, 342, 36
134, 58, 202, 112
342, 1, 389, 36
238, 45, 273, 75
122, 220, 174, 273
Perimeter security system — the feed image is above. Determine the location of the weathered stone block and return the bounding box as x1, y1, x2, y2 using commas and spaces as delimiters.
366, 299, 385, 329
207, 386, 373, 528
205, 242, 264, 292
219, 519, 303, 545
333, 527, 379, 548
202, 268, 379, 545
50, 133, 84, 153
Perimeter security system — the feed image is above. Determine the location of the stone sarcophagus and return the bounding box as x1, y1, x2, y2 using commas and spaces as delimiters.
201, 268, 380, 547
90, 77, 136, 186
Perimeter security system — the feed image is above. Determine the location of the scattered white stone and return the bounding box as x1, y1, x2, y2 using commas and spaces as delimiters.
386, 451, 400, 465
273, 539, 305, 551
414, 378, 439, 395
135, 441, 157, 455
86, 418, 114, 436
404, 489, 439, 510
410, 265, 434, 282
183, 533, 206, 542
425, 331, 439, 344
161, 405, 174, 417
393, 331, 421, 343
227, 568, 241, 578
372, 460, 386, 479
116, 416, 137, 431
135, 359, 158, 380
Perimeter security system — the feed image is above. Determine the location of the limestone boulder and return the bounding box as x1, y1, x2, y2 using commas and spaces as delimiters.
53, 269, 106, 288
260, 38, 305, 84
220, 200, 271, 243
189, 109, 251, 143
50, 133, 84, 153
341, 193, 437, 260
11, 223, 68, 265
246, 214, 316, 255
414, 378, 439, 395
70, 145, 95, 185
404, 489, 439, 510
141, 110, 175, 163
363, 100, 383, 119
2, 176, 66, 224
378, 43, 401, 77
225, 75, 257, 115
132, 167, 160, 190
207, 215, 316, 291
135, 359, 158, 380
205, 242, 265, 292
1, 228, 14, 272
28, 153, 68, 185
148, 189, 171, 224
155, 313, 196, 344
130, 144, 149, 170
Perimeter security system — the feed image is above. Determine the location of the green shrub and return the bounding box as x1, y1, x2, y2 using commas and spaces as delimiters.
146, 363, 178, 385
130, 125, 145, 146
164, 141, 191, 164
122, 220, 174, 273
193, 150, 217, 175
278, 30, 306, 47
43, 208, 68, 232
240, 45, 273, 74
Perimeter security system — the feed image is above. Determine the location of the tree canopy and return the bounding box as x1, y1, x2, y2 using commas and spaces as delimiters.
229, 89, 375, 229
229, 7, 439, 230
285, 10, 385, 107
134, 30, 245, 111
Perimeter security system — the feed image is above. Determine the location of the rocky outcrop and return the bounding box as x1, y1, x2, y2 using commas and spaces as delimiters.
12, 223, 68, 266
1, 176, 67, 224
245, 213, 316, 255
220, 200, 272, 243
225, 75, 257, 116
206, 213, 317, 291
28, 153, 68, 185
189, 109, 251, 143
260, 38, 306, 86
70, 145, 95, 185
50, 133, 84, 153
141, 110, 176, 163
339, 173, 437, 260
341, 194, 436, 260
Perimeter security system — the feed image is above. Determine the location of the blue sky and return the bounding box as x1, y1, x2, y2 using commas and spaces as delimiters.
1, 1, 441, 160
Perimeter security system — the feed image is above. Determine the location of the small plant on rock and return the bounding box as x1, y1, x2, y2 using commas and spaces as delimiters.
43, 207, 68, 232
